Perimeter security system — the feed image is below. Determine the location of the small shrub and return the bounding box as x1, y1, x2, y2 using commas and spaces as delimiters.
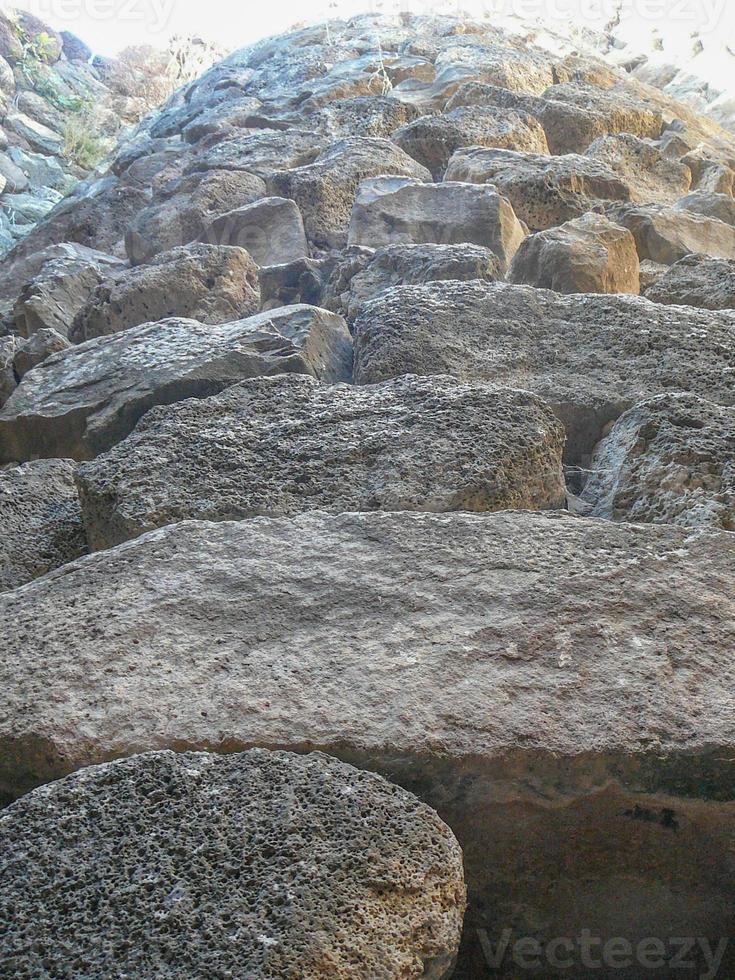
62, 113, 108, 171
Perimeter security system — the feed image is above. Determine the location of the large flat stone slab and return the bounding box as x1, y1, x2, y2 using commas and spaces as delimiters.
352, 281, 735, 462
0, 306, 352, 462
0, 749, 465, 980
0, 510, 733, 975
76, 374, 566, 548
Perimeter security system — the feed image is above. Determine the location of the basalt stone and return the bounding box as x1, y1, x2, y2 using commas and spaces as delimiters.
348, 177, 525, 273
0, 458, 87, 591
12, 328, 70, 378
445, 148, 630, 231
352, 281, 735, 463
203, 197, 308, 267
508, 213, 639, 295
581, 393, 735, 530
268, 137, 431, 248
391, 105, 549, 180
584, 133, 691, 205
0, 306, 353, 462
0, 749, 465, 980
0, 511, 733, 976
75, 373, 566, 548
644, 253, 735, 310
71, 244, 261, 342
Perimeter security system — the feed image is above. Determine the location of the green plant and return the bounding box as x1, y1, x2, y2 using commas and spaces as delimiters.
61, 113, 107, 171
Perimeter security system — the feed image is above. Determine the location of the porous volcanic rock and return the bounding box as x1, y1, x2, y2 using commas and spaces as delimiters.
584, 133, 691, 205
70, 244, 261, 342
606, 202, 735, 263
76, 373, 566, 548
581, 394, 735, 529
0, 458, 87, 590
203, 197, 308, 267
12, 328, 70, 377
0, 749, 465, 980
343, 243, 501, 322
391, 105, 549, 179
0, 306, 353, 462
352, 281, 735, 462
0, 336, 17, 406
0, 510, 733, 975
508, 213, 640, 294
674, 191, 735, 227
644, 254, 735, 310
445, 148, 630, 230
348, 177, 526, 272
267, 137, 431, 248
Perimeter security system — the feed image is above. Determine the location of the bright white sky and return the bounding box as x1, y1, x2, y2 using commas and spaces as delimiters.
4, 0, 734, 57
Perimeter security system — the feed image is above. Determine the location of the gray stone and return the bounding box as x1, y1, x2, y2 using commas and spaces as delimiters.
581, 393, 735, 529
0, 458, 87, 590
0, 749, 464, 980
0, 336, 17, 407
125, 169, 267, 265
391, 105, 549, 180
0, 510, 733, 972
258, 256, 330, 310
508, 213, 640, 295
348, 177, 525, 273
607, 202, 735, 263
643, 253, 735, 310
7, 146, 67, 191
344, 243, 501, 321
352, 281, 735, 463
12, 247, 125, 339
76, 373, 566, 548
203, 197, 308, 266
267, 137, 430, 248
71, 244, 260, 342
4, 112, 62, 155
584, 133, 691, 205
309, 95, 421, 138
188, 129, 326, 178
445, 148, 630, 230
0, 152, 28, 193
0, 305, 353, 462
13, 328, 70, 378
673, 191, 735, 227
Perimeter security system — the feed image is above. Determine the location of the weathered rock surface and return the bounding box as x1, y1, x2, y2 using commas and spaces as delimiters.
0, 510, 733, 975
268, 137, 431, 248
445, 148, 630, 230
606, 202, 735, 263
203, 197, 308, 267
0, 458, 87, 591
125, 169, 267, 265
0, 749, 465, 980
391, 105, 549, 180
644, 254, 735, 310
76, 373, 566, 548
348, 177, 525, 272
0, 336, 17, 406
352, 281, 735, 462
343, 243, 500, 322
0, 306, 352, 462
12, 328, 70, 377
309, 95, 421, 138
581, 394, 735, 530
71, 244, 260, 342
584, 133, 691, 205
674, 190, 735, 227
508, 213, 639, 295
11, 247, 125, 339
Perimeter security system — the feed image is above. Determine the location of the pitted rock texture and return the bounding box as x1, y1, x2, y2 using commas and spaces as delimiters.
352, 281, 735, 463
584, 133, 691, 205
445, 148, 631, 230
391, 105, 549, 180
643, 253, 735, 310
12, 328, 70, 378
606, 202, 735, 264
343, 243, 501, 322
674, 191, 735, 227
348, 177, 526, 272
0, 458, 87, 591
267, 137, 431, 248
70, 244, 260, 342
76, 373, 566, 548
202, 197, 308, 267
0, 749, 465, 980
0, 306, 352, 462
581, 394, 735, 530
508, 213, 640, 295
1, 510, 734, 977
